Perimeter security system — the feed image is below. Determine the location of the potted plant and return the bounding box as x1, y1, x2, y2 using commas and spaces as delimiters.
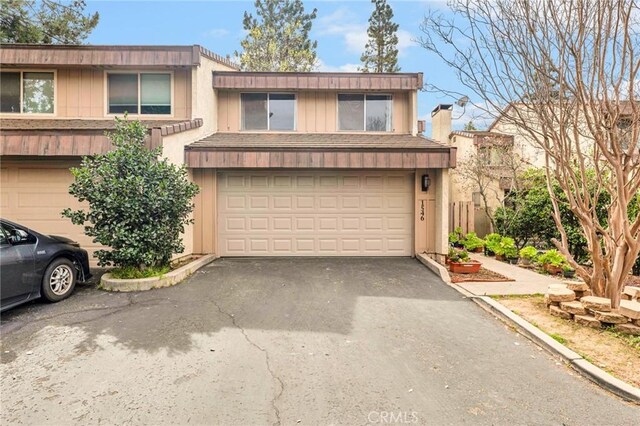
484, 233, 501, 256
537, 249, 566, 275
495, 237, 517, 262
448, 226, 465, 248
519, 246, 538, 266
562, 264, 576, 279
462, 232, 485, 253
449, 249, 482, 274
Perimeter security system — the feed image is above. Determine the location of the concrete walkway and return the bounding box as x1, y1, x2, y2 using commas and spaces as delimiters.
457, 253, 565, 296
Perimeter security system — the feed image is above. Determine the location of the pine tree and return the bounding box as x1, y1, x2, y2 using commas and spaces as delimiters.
0, 0, 99, 44
360, 0, 400, 73
235, 0, 318, 72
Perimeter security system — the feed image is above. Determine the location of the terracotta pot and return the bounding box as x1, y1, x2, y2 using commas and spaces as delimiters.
473, 247, 484, 253
544, 264, 563, 275
495, 254, 506, 261
449, 260, 482, 274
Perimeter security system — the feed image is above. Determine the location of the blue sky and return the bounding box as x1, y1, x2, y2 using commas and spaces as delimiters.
85, 0, 486, 133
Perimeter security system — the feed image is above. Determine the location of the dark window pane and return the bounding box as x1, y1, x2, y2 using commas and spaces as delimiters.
366, 95, 391, 131
269, 94, 295, 130
23, 72, 54, 113
338, 94, 364, 131
242, 93, 268, 130
108, 74, 138, 114
141, 73, 171, 115
0, 72, 20, 113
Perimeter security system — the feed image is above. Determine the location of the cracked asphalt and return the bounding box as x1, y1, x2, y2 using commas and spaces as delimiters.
1, 257, 638, 425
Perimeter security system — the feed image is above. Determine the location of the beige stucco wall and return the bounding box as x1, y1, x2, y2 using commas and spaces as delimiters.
217, 90, 412, 134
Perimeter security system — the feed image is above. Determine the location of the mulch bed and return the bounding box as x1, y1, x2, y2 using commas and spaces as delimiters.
450, 267, 514, 283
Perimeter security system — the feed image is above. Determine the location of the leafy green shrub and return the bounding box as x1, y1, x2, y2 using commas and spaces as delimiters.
537, 249, 567, 267
449, 226, 465, 245
519, 246, 538, 261
63, 116, 199, 270
484, 233, 502, 254
495, 237, 518, 258
448, 248, 470, 262
463, 232, 485, 251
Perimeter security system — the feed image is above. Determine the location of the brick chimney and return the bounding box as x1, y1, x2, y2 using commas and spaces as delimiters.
431, 104, 453, 144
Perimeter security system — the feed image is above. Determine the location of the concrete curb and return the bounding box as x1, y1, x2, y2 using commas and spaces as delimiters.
415, 256, 640, 404
100, 254, 217, 292
472, 296, 640, 403
417, 253, 475, 298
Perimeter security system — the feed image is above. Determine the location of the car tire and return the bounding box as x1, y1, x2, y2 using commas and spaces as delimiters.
41, 258, 77, 302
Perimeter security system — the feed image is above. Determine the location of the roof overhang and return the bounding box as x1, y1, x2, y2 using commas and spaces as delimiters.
185, 133, 455, 169
0, 118, 202, 156
0, 44, 237, 69
212, 71, 423, 91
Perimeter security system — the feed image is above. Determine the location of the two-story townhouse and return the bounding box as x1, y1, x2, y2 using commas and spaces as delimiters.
1, 45, 457, 264
0, 44, 236, 262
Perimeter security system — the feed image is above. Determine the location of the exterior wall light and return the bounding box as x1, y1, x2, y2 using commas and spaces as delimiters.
421, 174, 431, 192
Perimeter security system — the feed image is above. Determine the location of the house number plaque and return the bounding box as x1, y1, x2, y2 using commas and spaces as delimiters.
420, 200, 425, 221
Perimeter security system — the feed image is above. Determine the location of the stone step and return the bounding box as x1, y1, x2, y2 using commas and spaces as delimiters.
580, 296, 611, 312
549, 305, 573, 320
547, 287, 576, 302
614, 323, 640, 336
592, 310, 628, 324
623, 286, 640, 300
619, 300, 640, 320
563, 281, 589, 292
559, 301, 587, 316
574, 314, 602, 328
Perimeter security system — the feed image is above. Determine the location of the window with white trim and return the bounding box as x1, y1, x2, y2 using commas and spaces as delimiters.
338, 94, 392, 131
107, 72, 171, 115
241, 93, 296, 131
0, 71, 55, 114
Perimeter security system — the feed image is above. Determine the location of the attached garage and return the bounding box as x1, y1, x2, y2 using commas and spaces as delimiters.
216, 171, 414, 256
0, 161, 100, 263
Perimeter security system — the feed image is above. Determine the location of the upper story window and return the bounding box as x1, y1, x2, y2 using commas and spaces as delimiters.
241, 93, 296, 131
107, 72, 171, 115
338, 94, 392, 132
1, 71, 55, 114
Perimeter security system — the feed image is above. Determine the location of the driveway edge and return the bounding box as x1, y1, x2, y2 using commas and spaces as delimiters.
415, 255, 640, 404
100, 254, 217, 292
472, 296, 640, 403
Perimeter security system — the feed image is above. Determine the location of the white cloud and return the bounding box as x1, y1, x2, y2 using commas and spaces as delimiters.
316, 59, 360, 72
315, 7, 416, 57
202, 28, 230, 38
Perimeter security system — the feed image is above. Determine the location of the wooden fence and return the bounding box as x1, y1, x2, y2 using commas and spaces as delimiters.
449, 201, 475, 234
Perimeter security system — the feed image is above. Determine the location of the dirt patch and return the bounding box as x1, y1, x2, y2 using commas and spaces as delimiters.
450, 267, 514, 283
498, 295, 640, 388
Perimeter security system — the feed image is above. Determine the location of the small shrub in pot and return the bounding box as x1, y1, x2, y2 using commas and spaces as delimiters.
484, 233, 501, 256
463, 232, 485, 252
519, 246, 538, 265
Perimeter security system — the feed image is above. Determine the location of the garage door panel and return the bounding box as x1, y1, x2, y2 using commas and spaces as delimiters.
2, 164, 101, 266
217, 171, 413, 256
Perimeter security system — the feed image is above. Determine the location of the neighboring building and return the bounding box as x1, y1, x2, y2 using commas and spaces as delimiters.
1, 44, 456, 263
445, 101, 639, 236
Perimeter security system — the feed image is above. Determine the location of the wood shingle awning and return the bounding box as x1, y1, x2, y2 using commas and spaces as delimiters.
0, 118, 203, 156
185, 133, 456, 169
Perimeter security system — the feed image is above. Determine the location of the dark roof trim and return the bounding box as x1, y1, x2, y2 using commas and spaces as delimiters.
0, 44, 237, 69
212, 71, 423, 91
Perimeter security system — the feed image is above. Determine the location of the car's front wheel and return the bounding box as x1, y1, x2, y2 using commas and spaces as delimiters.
41, 258, 77, 302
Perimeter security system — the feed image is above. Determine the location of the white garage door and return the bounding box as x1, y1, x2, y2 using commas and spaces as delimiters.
1, 162, 100, 265
217, 171, 414, 256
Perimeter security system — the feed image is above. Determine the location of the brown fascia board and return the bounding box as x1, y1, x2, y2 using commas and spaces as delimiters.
0, 44, 232, 68
212, 71, 424, 91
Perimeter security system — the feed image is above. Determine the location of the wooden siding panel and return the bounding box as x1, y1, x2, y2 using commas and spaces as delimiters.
217, 90, 411, 134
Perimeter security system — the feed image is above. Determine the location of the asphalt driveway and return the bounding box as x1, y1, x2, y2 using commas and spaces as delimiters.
1, 258, 638, 424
